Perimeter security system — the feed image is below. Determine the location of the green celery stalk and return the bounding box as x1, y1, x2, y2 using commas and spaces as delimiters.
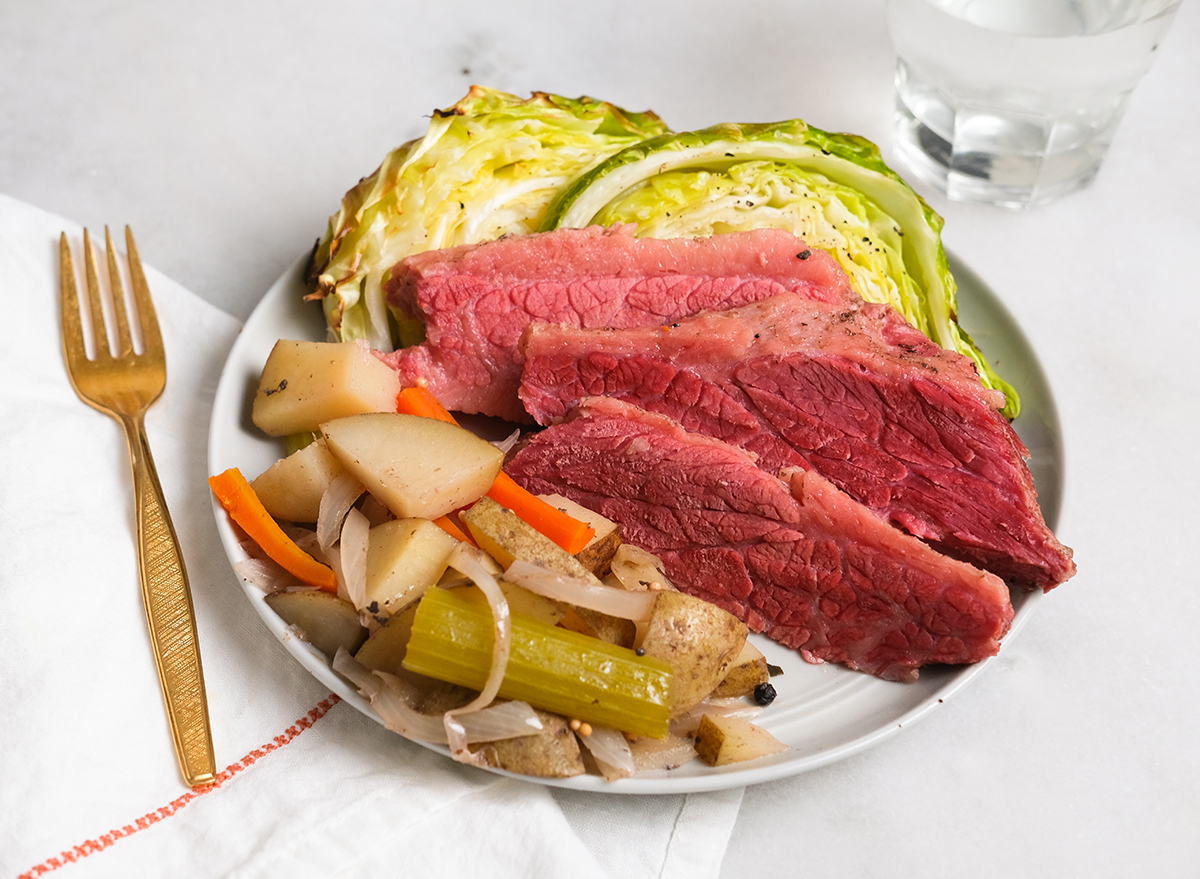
404, 586, 673, 739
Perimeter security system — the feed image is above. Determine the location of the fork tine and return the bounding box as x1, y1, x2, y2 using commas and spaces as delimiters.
104, 226, 134, 358
81, 228, 111, 360
124, 226, 163, 360
59, 233, 89, 374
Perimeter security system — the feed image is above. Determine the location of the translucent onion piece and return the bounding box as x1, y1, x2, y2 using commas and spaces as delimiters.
334, 648, 447, 742
318, 472, 365, 551
333, 651, 544, 747
610, 543, 676, 592
504, 559, 657, 621
339, 507, 370, 611
577, 724, 635, 781
452, 699, 544, 743
442, 544, 513, 764
670, 698, 764, 737
630, 733, 698, 773
325, 543, 347, 603
490, 428, 523, 454
288, 527, 325, 561
235, 557, 297, 593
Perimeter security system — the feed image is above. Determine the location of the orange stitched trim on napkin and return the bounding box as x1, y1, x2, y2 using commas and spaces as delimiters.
17, 695, 341, 879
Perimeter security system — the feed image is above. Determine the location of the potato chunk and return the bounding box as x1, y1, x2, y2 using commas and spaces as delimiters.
322, 413, 504, 520
252, 340, 400, 436
710, 641, 770, 699
639, 591, 747, 716
461, 496, 602, 584
694, 713, 788, 766
471, 710, 585, 778
366, 518, 459, 615
265, 590, 367, 660
251, 438, 345, 522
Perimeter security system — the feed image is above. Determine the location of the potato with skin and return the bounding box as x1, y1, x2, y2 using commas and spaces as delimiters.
470, 710, 585, 778
639, 590, 747, 716
265, 590, 367, 660
462, 496, 603, 584
710, 640, 770, 699
322, 413, 504, 520
462, 498, 634, 645
252, 340, 400, 436
694, 713, 788, 766
418, 685, 585, 779
251, 438, 345, 522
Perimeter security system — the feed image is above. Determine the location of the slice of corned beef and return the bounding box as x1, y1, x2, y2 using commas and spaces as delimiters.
379, 226, 855, 422
505, 396, 1014, 682
519, 293, 1074, 591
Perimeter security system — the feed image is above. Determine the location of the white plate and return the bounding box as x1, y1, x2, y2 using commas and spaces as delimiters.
208, 251, 1062, 794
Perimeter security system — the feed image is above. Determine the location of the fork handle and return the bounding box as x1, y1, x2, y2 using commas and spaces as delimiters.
120, 412, 217, 788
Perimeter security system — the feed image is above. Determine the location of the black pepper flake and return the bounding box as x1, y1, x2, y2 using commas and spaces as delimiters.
820, 148, 831, 155
725, 152, 734, 157
797, 249, 812, 260
753, 682, 777, 706
263, 378, 288, 397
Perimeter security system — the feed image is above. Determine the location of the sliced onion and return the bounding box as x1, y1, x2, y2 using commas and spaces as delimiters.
334, 648, 447, 742
577, 725, 635, 781
441, 544, 513, 765
610, 543, 676, 592
339, 507, 370, 611
490, 428, 522, 454
452, 700, 544, 742
630, 734, 698, 772
318, 472, 365, 551
504, 559, 657, 621
333, 651, 544, 746
235, 557, 298, 593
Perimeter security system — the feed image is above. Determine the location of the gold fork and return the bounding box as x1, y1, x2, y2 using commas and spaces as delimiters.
60, 226, 216, 788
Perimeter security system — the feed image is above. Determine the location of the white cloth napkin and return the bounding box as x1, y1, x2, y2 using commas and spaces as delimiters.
0, 194, 744, 879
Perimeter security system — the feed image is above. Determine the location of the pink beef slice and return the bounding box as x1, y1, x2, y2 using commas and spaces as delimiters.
505, 396, 1014, 682
519, 293, 1075, 591
379, 226, 855, 422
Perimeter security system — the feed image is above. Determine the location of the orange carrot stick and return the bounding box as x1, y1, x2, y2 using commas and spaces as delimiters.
209, 467, 339, 592
396, 384, 597, 554
487, 472, 596, 555
396, 385, 458, 424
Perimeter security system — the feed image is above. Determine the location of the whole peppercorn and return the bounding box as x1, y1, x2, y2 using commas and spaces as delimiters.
753, 682, 777, 706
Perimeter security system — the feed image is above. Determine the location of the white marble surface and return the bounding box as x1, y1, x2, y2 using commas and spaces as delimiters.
3, 0, 1198, 875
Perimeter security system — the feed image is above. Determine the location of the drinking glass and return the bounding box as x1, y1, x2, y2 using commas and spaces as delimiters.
887, 0, 1181, 209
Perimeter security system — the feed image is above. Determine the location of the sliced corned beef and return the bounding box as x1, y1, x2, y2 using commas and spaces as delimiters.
519, 293, 1074, 590
380, 226, 855, 422
505, 397, 1014, 682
